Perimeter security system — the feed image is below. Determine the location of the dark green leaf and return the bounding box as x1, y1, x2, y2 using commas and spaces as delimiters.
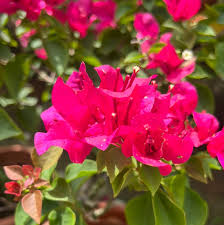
195, 83, 215, 114
184, 188, 208, 225
0, 107, 22, 141
65, 159, 97, 182
44, 178, 73, 202
112, 168, 132, 197
48, 207, 76, 225
125, 192, 155, 225
215, 42, 224, 79
196, 24, 216, 36
185, 156, 207, 183
96, 146, 132, 182
139, 165, 162, 196
0, 43, 12, 61
153, 190, 186, 225
170, 174, 187, 207
2, 55, 30, 98
188, 65, 210, 79
45, 40, 68, 75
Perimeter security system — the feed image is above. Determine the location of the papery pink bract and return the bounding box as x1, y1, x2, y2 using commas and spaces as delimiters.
163, 0, 201, 21
35, 48, 48, 60
67, 0, 93, 38
134, 13, 159, 53
147, 44, 195, 83
191, 111, 219, 147
207, 128, 224, 168
92, 0, 116, 34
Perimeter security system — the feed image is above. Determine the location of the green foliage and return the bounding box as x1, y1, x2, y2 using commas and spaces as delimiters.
195, 83, 215, 114
97, 146, 132, 182
125, 192, 155, 225
139, 165, 162, 196
44, 178, 73, 203
44, 40, 69, 75
65, 159, 97, 183
15, 202, 37, 225
48, 207, 76, 225
0, 107, 22, 140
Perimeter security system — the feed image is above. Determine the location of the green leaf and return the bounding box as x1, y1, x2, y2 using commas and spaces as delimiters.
170, 174, 187, 207
185, 156, 207, 183
48, 207, 76, 225
31, 147, 63, 171
125, 192, 155, 225
82, 55, 101, 67
40, 163, 57, 181
65, 159, 97, 182
196, 24, 216, 36
0, 107, 22, 141
112, 168, 132, 197
148, 42, 166, 54
2, 55, 30, 99
15, 202, 37, 225
215, 42, 224, 79
188, 65, 210, 79
195, 83, 215, 114
0, 43, 12, 61
96, 146, 132, 182
143, 0, 155, 11
184, 188, 208, 225
45, 40, 68, 75
153, 190, 186, 225
44, 178, 73, 202
139, 165, 162, 196
124, 51, 144, 64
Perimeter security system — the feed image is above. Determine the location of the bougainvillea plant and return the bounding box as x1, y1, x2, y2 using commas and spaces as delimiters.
1, 0, 224, 225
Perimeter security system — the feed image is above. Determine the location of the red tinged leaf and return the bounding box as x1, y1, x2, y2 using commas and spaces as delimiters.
3, 165, 23, 180
22, 165, 34, 176
34, 179, 49, 188
21, 190, 43, 224
4, 181, 22, 197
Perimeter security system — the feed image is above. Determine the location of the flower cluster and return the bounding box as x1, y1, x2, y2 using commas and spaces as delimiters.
134, 12, 195, 83
0, 0, 116, 37
34, 62, 222, 176
4, 165, 48, 198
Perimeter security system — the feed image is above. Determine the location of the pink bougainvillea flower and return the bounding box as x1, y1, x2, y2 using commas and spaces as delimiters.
122, 113, 193, 176
92, 0, 116, 34
67, 0, 93, 38
207, 128, 224, 168
147, 43, 195, 83
191, 111, 219, 147
134, 13, 159, 53
45, 0, 65, 6
137, 0, 143, 6
35, 63, 118, 163
0, 0, 19, 14
163, 0, 201, 21
170, 81, 198, 117
19, 0, 46, 21
20, 29, 36, 48
35, 48, 48, 60
5, 181, 22, 197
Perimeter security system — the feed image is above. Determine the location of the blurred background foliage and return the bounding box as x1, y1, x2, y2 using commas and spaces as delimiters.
1, 0, 224, 224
